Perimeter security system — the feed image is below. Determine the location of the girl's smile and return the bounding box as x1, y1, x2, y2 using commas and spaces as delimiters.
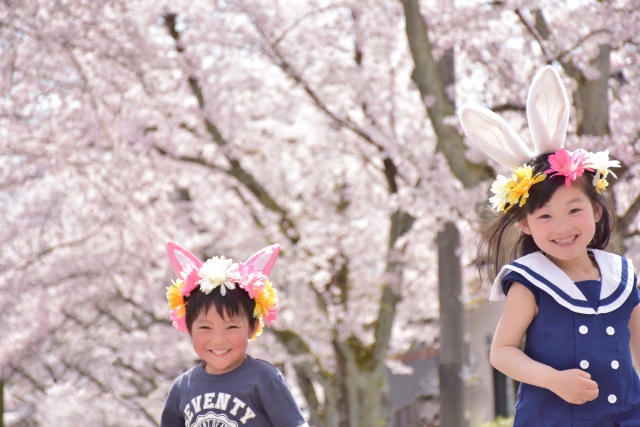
518, 184, 602, 280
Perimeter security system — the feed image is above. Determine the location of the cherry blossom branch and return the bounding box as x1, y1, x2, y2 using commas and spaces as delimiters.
399, 0, 494, 189
162, 13, 301, 244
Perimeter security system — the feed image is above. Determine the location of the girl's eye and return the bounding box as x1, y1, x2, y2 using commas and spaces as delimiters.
537, 214, 551, 219
570, 208, 581, 214
227, 325, 238, 330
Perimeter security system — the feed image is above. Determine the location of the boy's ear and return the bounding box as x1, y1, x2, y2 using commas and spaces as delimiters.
518, 218, 532, 235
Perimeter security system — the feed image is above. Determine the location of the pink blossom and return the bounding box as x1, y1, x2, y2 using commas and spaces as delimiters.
237, 262, 267, 299
180, 268, 201, 297
170, 309, 188, 333
544, 149, 594, 187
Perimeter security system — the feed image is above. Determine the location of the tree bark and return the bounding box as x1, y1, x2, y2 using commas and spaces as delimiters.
438, 223, 466, 427
561, 44, 611, 137
399, 0, 494, 189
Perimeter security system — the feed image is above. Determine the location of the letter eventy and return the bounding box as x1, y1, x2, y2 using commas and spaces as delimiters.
214, 392, 231, 411
184, 404, 194, 424
229, 397, 246, 416
191, 395, 202, 413
203, 393, 215, 409
239, 407, 256, 424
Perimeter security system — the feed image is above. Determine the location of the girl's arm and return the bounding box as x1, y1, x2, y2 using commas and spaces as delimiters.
628, 304, 640, 368
490, 282, 599, 405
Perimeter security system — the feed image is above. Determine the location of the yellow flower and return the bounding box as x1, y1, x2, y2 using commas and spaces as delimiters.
507, 171, 546, 207
253, 279, 278, 324
595, 177, 608, 194
167, 279, 186, 317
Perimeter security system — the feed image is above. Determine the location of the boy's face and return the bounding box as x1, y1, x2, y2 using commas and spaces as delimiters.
190, 307, 255, 375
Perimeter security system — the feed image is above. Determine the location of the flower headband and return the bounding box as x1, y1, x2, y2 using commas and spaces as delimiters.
459, 66, 620, 212
488, 148, 620, 212
165, 241, 280, 339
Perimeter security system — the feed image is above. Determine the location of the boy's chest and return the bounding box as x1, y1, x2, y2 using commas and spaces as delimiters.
179, 386, 266, 427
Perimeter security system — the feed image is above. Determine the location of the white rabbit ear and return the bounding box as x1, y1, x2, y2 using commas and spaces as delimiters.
527, 66, 570, 156
459, 105, 534, 169
166, 241, 203, 277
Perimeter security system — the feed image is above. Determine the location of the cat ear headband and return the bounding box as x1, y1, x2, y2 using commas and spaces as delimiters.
166, 241, 280, 339
459, 66, 619, 212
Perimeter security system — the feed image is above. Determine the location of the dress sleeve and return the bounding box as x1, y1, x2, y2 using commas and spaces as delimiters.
503, 271, 540, 307
260, 372, 307, 427
160, 379, 184, 427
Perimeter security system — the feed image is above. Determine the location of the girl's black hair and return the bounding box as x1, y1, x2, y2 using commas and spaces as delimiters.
477, 152, 616, 283
184, 286, 258, 334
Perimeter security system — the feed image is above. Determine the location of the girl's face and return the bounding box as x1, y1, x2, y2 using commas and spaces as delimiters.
190, 307, 255, 375
518, 183, 601, 263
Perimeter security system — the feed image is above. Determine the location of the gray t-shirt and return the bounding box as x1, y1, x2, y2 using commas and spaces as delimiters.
160, 355, 307, 427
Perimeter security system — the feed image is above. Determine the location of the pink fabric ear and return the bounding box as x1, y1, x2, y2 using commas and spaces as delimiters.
166, 241, 203, 277
243, 244, 281, 275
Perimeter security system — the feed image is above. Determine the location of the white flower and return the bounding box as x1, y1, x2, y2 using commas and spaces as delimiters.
489, 174, 511, 212
586, 150, 620, 185
197, 256, 240, 295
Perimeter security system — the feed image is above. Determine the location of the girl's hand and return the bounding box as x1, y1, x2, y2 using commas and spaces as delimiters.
547, 369, 599, 404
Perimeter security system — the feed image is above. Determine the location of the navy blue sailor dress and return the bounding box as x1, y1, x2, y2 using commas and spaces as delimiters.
492, 249, 640, 427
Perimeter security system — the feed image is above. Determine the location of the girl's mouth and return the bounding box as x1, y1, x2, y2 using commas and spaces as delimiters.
553, 235, 577, 245
210, 349, 231, 356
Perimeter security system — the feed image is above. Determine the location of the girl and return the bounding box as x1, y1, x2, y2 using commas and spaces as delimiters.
160, 241, 308, 427
459, 66, 640, 426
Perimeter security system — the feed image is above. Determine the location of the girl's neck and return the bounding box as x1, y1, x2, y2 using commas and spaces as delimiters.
543, 250, 600, 282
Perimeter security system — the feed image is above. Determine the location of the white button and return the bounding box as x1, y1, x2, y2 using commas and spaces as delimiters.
608, 394, 617, 403
606, 327, 615, 335
580, 360, 589, 369
579, 325, 588, 334
612, 360, 620, 369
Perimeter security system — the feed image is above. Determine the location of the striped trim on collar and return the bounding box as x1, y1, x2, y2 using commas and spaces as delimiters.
490, 250, 635, 314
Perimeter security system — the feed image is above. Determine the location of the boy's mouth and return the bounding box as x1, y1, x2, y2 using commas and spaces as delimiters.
210, 349, 231, 356
553, 235, 577, 245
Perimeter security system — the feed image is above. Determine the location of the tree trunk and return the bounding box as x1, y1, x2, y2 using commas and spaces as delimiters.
438, 223, 466, 427
562, 44, 611, 137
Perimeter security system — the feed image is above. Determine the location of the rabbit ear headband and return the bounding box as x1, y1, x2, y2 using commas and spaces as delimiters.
166, 241, 280, 339
459, 66, 619, 212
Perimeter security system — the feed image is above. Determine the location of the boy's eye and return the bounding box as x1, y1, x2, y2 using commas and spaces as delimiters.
570, 208, 581, 214
537, 214, 551, 219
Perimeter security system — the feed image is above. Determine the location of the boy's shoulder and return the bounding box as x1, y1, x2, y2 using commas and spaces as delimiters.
171, 363, 202, 388
244, 355, 285, 382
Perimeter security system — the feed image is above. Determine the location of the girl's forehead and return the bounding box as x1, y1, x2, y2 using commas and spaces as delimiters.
542, 184, 590, 207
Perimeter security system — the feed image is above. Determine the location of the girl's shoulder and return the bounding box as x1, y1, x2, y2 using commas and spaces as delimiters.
490, 250, 636, 314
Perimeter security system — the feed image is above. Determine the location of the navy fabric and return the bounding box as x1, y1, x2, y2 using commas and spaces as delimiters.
504, 272, 604, 311
500, 257, 640, 426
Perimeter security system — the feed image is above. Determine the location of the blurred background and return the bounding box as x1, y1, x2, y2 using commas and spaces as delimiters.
1, 0, 639, 426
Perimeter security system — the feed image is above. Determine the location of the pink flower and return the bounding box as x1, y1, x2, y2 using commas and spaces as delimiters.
237, 262, 267, 299
170, 308, 188, 332
179, 267, 201, 297
544, 149, 594, 187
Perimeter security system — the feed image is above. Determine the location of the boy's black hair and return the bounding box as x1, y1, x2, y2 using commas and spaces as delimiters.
477, 152, 616, 283
184, 286, 258, 334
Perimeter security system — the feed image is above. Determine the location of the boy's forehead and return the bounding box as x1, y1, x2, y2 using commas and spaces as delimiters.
197, 306, 248, 322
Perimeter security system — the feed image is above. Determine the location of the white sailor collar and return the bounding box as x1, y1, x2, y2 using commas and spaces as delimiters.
490, 249, 635, 314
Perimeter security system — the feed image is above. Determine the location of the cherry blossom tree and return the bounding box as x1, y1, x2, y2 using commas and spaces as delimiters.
1, 1, 639, 426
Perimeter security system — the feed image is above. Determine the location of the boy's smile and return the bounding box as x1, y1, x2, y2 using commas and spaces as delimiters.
190, 307, 255, 375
